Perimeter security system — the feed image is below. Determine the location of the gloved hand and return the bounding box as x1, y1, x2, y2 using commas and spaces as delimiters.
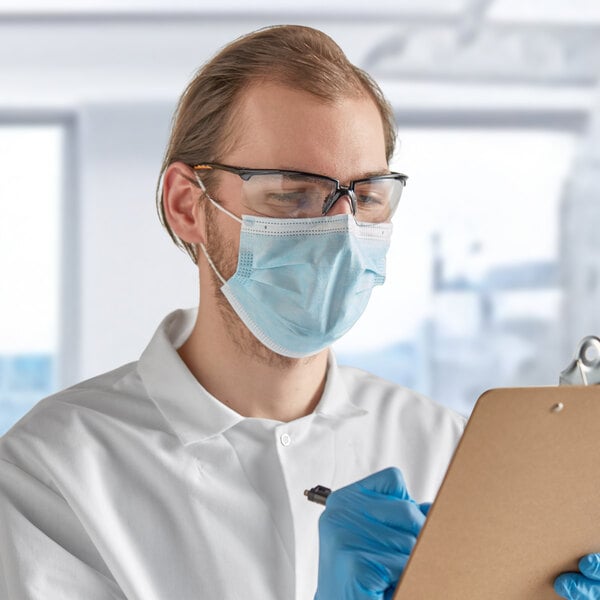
555, 553, 600, 599
314, 467, 428, 600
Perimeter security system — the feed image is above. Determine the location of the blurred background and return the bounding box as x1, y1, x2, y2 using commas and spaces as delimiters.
1, 0, 600, 433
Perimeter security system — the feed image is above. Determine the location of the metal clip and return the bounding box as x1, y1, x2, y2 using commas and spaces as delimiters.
559, 336, 600, 386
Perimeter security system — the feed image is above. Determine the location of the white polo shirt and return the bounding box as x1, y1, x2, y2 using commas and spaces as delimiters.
0, 309, 465, 600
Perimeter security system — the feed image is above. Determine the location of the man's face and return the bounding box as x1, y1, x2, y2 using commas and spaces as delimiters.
203, 81, 389, 363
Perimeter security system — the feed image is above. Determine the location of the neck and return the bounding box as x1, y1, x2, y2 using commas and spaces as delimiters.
178, 298, 329, 422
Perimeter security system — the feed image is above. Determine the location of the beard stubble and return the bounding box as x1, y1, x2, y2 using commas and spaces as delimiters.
203, 200, 316, 369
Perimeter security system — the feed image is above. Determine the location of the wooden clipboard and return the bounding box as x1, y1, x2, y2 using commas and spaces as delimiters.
394, 382, 600, 599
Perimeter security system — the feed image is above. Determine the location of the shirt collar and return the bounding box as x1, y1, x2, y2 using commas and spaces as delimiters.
138, 308, 365, 446
314, 351, 368, 420
138, 309, 243, 445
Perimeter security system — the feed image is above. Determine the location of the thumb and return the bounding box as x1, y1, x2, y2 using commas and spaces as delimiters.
355, 467, 413, 501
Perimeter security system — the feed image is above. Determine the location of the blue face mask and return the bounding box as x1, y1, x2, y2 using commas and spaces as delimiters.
200, 199, 392, 358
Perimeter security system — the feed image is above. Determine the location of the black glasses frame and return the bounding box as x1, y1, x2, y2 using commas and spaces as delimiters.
193, 162, 408, 217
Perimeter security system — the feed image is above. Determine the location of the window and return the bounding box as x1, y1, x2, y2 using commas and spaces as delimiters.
0, 125, 64, 434
335, 127, 578, 415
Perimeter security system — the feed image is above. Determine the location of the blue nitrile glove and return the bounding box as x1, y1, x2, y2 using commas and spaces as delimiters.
555, 553, 600, 599
314, 467, 428, 600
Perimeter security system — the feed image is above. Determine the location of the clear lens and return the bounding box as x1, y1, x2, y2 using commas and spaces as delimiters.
230, 170, 404, 222
354, 178, 404, 223
240, 173, 335, 218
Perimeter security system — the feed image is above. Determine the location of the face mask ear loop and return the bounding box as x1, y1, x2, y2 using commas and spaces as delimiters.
193, 173, 238, 285
199, 243, 227, 286
194, 172, 242, 224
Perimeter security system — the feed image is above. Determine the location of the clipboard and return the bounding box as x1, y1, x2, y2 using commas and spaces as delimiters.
394, 336, 600, 599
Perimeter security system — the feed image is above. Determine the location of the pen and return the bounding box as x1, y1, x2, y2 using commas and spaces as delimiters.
304, 485, 332, 505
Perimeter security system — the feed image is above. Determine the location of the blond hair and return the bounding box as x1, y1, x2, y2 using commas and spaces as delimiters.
157, 24, 397, 262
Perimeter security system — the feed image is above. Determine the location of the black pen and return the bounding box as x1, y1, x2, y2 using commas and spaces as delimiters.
304, 485, 332, 505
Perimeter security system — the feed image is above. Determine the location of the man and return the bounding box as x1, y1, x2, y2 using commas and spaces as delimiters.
0, 25, 594, 600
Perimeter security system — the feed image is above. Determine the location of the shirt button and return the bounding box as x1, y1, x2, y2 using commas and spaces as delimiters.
280, 433, 291, 447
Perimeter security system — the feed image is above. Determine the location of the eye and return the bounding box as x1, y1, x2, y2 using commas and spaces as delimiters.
267, 191, 308, 203
354, 179, 392, 209
356, 192, 385, 206
265, 176, 327, 205
265, 188, 324, 205
243, 171, 334, 218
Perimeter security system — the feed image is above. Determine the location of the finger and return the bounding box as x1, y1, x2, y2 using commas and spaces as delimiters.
554, 573, 600, 599
383, 587, 397, 600
419, 501, 433, 517
362, 497, 425, 537
322, 515, 421, 556
580, 554, 600, 581
554, 574, 571, 599
334, 467, 411, 501
327, 490, 425, 537
355, 467, 412, 501
351, 547, 412, 593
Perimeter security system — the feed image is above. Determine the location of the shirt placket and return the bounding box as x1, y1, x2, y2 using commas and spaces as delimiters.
274, 415, 336, 600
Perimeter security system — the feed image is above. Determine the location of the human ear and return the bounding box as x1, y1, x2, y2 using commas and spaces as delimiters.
162, 161, 207, 245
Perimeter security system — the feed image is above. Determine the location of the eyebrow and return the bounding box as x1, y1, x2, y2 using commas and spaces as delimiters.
359, 169, 392, 178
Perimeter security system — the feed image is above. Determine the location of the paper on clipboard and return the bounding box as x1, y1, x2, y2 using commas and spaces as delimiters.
393, 337, 600, 599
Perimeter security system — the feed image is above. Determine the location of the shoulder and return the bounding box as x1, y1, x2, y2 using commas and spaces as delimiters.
338, 364, 466, 433
0, 361, 167, 478
4, 361, 139, 433
335, 365, 466, 500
